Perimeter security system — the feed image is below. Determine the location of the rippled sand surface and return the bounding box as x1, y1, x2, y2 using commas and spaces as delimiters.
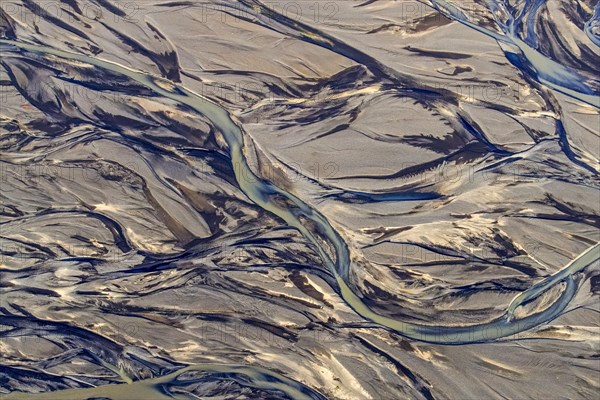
1, 1, 599, 399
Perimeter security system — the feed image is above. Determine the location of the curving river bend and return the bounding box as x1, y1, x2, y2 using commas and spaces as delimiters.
1, 1, 599, 399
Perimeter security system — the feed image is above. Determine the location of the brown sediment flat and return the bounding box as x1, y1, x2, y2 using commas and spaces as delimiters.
0, 1, 599, 399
